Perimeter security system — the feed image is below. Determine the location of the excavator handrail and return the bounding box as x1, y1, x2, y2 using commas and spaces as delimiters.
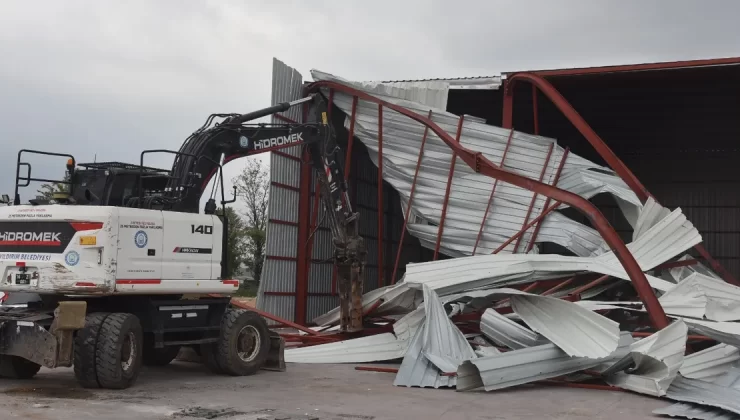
305, 80, 670, 329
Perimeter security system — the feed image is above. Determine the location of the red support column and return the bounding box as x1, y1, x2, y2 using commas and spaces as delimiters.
473, 129, 515, 255
344, 96, 358, 181
377, 104, 385, 287
513, 143, 554, 253
433, 116, 465, 260
391, 110, 433, 284
525, 148, 570, 253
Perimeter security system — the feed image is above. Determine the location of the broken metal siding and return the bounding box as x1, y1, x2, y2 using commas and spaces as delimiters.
256, 58, 304, 321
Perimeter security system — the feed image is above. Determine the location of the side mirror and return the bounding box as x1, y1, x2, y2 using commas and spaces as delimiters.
0, 194, 9, 204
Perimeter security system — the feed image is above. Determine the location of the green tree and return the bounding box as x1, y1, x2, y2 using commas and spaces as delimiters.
233, 159, 269, 283
37, 173, 70, 199
220, 206, 248, 280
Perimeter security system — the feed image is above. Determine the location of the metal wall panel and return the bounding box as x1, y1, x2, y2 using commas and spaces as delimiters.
270, 154, 301, 188
306, 296, 340, 323
264, 224, 297, 258
257, 58, 304, 315
268, 186, 299, 223
308, 263, 333, 294
260, 259, 296, 293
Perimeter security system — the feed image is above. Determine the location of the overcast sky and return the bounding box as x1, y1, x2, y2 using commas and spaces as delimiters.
2, 0, 739, 207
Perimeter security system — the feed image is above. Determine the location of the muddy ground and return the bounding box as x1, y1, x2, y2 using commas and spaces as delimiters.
0, 362, 669, 420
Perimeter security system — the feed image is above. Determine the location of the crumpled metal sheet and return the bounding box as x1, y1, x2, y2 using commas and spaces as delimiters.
605, 320, 688, 396
679, 344, 740, 383
310, 69, 643, 258
665, 369, 740, 416
682, 319, 740, 349
457, 332, 633, 392
393, 286, 476, 388
653, 402, 739, 420
479, 308, 547, 350
399, 206, 697, 296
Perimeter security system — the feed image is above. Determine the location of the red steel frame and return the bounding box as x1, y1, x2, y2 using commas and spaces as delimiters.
512, 143, 554, 253
377, 104, 385, 287
391, 110, 433, 284
304, 80, 670, 329
502, 72, 738, 287
433, 116, 465, 260
472, 129, 515, 255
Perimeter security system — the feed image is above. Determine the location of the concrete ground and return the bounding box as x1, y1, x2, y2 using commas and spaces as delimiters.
0, 362, 671, 420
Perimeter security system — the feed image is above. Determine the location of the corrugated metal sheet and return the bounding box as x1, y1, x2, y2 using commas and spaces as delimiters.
400, 206, 698, 296
510, 292, 620, 359
479, 308, 546, 349
264, 224, 297, 258
456, 332, 633, 392
284, 332, 409, 364
682, 318, 740, 348
679, 344, 740, 383
666, 371, 740, 416
654, 402, 738, 420
311, 69, 643, 258
606, 320, 687, 397
393, 285, 475, 388
257, 58, 304, 317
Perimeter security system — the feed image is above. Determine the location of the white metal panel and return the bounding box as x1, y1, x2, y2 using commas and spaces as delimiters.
666, 372, 740, 416
680, 344, 740, 383
310, 69, 643, 258
457, 332, 633, 392
653, 402, 738, 420
161, 212, 215, 281
479, 308, 546, 349
606, 320, 688, 397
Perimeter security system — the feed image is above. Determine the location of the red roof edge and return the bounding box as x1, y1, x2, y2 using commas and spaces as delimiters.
505, 56, 740, 78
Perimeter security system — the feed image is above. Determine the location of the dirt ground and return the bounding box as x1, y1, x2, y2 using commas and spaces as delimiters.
0, 362, 670, 420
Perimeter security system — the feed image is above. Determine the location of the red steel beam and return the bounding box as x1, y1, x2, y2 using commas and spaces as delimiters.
517, 57, 740, 78
306, 81, 669, 329
433, 116, 464, 260
229, 299, 319, 336
343, 96, 359, 181
377, 104, 385, 287
654, 259, 699, 270
569, 274, 611, 297
540, 277, 575, 296
391, 111, 433, 284
513, 143, 554, 253
355, 366, 399, 374
473, 129, 515, 255
492, 200, 562, 254
503, 72, 738, 287
526, 148, 570, 253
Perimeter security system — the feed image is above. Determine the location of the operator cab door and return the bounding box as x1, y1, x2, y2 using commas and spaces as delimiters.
162, 213, 215, 281
116, 208, 164, 283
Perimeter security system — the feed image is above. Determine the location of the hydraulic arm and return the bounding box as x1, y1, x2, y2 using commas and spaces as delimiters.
168, 94, 366, 332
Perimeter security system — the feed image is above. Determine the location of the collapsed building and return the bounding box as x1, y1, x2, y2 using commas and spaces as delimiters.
253, 57, 740, 417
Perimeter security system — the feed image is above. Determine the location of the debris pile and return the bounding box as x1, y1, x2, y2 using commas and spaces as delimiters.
280, 199, 740, 418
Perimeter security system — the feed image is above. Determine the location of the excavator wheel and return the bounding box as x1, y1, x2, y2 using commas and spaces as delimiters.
204, 308, 271, 376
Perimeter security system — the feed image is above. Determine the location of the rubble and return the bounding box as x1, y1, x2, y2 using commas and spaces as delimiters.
261, 64, 740, 418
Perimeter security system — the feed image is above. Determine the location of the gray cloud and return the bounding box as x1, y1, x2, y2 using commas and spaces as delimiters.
1, 0, 740, 201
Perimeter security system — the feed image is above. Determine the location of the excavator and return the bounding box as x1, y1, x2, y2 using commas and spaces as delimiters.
0, 93, 366, 388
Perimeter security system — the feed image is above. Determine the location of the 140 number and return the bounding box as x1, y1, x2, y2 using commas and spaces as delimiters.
191, 225, 213, 234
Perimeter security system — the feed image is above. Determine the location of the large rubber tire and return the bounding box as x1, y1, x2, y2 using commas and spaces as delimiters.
142, 344, 181, 367
0, 355, 41, 379
73, 312, 110, 388
215, 309, 271, 376
94, 313, 143, 389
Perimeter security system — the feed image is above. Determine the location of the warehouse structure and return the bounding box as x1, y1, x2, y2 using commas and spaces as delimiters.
257, 57, 740, 325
